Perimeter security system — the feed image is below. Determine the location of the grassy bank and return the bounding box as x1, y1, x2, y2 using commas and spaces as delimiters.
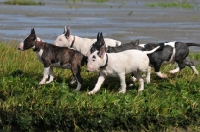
3, 0, 44, 5
146, 2, 194, 9
0, 41, 200, 131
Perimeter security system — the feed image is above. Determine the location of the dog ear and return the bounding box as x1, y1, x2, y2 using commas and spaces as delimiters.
65, 27, 71, 38
31, 28, 35, 36
63, 26, 67, 34
99, 32, 106, 46
30, 28, 36, 40
134, 39, 139, 45
99, 44, 106, 58
97, 32, 100, 41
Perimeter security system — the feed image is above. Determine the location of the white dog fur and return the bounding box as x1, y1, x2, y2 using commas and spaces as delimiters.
54, 27, 121, 56
86, 45, 160, 95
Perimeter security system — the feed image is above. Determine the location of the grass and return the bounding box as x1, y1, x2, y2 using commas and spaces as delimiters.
66, 0, 109, 3
3, 0, 44, 5
0, 41, 200, 131
146, 2, 194, 9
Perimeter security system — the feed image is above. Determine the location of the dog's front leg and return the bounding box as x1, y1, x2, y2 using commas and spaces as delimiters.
46, 67, 54, 84
118, 72, 126, 93
39, 67, 50, 85
88, 74, 106, 95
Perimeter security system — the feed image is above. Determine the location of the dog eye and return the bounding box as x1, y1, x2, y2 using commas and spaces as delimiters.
93, 60, 95, 62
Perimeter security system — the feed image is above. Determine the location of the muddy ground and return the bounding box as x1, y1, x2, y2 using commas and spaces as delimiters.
0, 0, 200, 51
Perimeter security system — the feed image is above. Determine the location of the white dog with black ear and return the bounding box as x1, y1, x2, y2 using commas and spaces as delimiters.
54, 27, 121, 56
86, 43, 160, 95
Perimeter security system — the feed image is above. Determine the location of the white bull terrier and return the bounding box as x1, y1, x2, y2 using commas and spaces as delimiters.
53, 26, 121, 56
86, 43, 160, 95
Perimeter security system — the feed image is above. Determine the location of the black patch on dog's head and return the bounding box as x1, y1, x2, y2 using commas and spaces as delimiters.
90, 32, 106, 54
23, 28, 37, 50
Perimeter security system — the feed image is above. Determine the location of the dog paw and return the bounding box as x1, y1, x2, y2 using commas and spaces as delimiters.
88, 91, 95, 95
195, 71, 199, 75
170, 68, 180, 74
138, 87, 144, 91
128, 83, 134, 87
118, 87, 126, 93
118, 90, 126, 93
132, 77, 137, 82
70, 78, 77, 85
46, 80, 53, 84
39, 81, 45, 85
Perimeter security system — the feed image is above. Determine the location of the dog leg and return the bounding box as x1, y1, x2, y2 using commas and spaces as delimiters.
169, 67, 180, 74
39, 67, 50, 85
156, 72, 168, 78
46, 67, 54, 84
70, 77, 77, 85
154, 63, 168, 78
183, 59, 199, 75
191, 66, 199, 75
72, 65, 83, 91
146, 66, 151, 84
128, 73, 137, 87
138, 78, 144, 91
74, 77, 82, 91
118, 72, 126, 93
134, 72, 144, 91
88, 74, 106, 95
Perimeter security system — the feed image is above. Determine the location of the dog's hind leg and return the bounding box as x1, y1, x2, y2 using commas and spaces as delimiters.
70, 77, 77, 85
118, 72, 126, 93
133, 72, 144, 91
146, 66, 151, 84
39, 67, 50, 85
71, 65, 83, 91
183, 59, 199, 75
46, 67, 54, 84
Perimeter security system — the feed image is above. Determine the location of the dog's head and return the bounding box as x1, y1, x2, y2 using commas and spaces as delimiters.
54, 26, 74, 47
87, 37, 107, 72
86, 32, 106, 57
18, 28, 43, 51
18, 28, 38, 51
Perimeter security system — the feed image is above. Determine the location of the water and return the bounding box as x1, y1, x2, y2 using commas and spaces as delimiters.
0, 0, 200, 51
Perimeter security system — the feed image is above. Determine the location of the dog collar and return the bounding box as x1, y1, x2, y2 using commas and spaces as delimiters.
100, 54, 108, 69
37, 39, 43, 46
70, 36, 75, 48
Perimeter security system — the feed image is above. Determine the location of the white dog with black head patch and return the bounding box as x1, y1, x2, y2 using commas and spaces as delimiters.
86, 41, 160, 95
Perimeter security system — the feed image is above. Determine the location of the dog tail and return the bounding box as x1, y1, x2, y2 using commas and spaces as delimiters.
185, 43, 200, 47
143, 46, 161, 54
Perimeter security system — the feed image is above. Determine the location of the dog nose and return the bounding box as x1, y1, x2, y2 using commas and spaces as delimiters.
87, 70, 90, 72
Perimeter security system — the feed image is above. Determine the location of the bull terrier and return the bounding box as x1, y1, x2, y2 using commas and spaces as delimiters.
86, 40, 160, 95
18, 28, 87, 91
88, 32, 199, 78
137, 41, 200, 78
53, 26, 121, 56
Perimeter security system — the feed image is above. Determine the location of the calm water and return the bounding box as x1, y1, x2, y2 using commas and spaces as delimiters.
0, 0, 200, 51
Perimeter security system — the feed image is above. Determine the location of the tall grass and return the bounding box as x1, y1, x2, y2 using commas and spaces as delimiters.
0, 41, 200, 131
65, 0, 109, 3
3, 0, 44, 5
146, 2, 194, 9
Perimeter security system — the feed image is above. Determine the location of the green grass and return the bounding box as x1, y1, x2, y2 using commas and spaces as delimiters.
66, 0, 109, 3
146, 2, 194, 9
0, 41, 200, 131
3, 0, 44, 5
